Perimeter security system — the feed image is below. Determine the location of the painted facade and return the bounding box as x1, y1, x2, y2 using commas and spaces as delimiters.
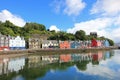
28, 34, 49, 49
59, 41, 70, 49
42, 40, 59, 49
82, 41, 91, 48
29, 38, 41, 49
9, 36, 25, 50
70, 41, 81, 49
0, 33, 112, 51
103, 40, 109, 47
97, 40, 102, 47
0, 34, 9, 51
91, 39, 97, 47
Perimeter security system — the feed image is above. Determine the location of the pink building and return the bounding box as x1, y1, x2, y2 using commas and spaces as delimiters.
97, 41, 102, 47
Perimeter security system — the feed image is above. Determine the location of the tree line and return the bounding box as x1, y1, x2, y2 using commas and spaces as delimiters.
0, 20, 114, 46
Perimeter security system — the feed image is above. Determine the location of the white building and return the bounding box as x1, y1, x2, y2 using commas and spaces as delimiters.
9, 36, 25, 50
42, 40, 59, 49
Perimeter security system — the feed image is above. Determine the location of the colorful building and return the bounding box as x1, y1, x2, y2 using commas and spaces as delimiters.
42, 40, 59, 49
91, 39, 97, 47
103, 40, 109, 47
9, 36, 25, 50
97, 40, 102, 47
0, 34, 9, 51
29, 38, 41, 49
59, 41, 70, 49
28, 34, 49, 49
70, 41, 81, 49
83, 40, 91, 48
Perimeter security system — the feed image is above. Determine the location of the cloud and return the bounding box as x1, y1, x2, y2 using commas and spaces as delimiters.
83, 63, 115, 79
50, 0, 64, 13
74, 63, 115, 79
67, 17, 120, 42
0, 9, 26, 27
66, 0, 120, 43
114, 15, 120, 26
51, 0, 86, 16
64, 0, 86, 16
91, 0, 120, 16
112, 27, 120, 42
49, 25, 60, 32
67, 17, 112, 34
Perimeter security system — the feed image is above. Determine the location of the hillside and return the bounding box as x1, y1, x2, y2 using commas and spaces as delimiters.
0, 20, 114, 46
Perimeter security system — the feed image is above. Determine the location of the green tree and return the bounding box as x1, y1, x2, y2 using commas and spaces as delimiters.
4, 20, 15, 28
24, 22, 46, 33
107, 39, 114, 46
75, 30, 86, 40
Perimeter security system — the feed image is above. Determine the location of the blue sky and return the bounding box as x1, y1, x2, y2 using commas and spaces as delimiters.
0, 0, 120, 42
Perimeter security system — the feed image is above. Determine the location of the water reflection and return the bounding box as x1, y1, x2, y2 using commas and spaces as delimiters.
0, 57, 25, 75
0, 50, 119, 80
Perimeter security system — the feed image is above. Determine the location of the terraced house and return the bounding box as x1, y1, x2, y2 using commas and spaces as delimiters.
0, 33, 25, 51
59, 41, 70, 49
9, 36, 25, 50
0, 34, 9, 51
42, 40, 59, 49
28, 34, 49, 49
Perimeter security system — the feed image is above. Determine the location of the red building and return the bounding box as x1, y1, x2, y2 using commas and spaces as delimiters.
59, 41, 70, 49
91, 39, 97, 47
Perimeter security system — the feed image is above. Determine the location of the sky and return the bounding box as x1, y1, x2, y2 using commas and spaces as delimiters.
0, 0, 120, 43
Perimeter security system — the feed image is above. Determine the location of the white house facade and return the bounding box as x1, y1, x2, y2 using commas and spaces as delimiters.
9, 36, 25, 50
42, 40, 59, 49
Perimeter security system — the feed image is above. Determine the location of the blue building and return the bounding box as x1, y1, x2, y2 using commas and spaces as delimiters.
103, 40, 109, 47
70, 41, 81, 49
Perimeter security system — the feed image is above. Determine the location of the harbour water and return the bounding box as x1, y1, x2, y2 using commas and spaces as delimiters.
0, 50, 120, 80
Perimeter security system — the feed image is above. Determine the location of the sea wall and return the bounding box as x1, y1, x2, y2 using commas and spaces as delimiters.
0, 46, 118, 55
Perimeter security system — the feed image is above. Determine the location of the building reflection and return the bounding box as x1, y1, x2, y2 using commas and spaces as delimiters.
27, 55, 42, 68
26, 50, 114, 69
0, 58, 9, 75
0, 56, 25, 75
0, 50, 114, 80
41, 55, 59, 63
27, 55, 59, 68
